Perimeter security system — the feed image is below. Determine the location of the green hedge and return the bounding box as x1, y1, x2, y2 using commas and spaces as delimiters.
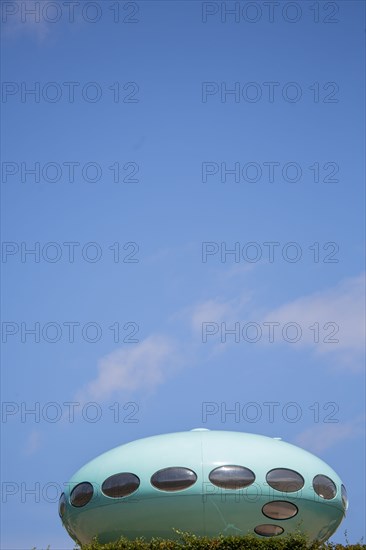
79, 532, 365, 550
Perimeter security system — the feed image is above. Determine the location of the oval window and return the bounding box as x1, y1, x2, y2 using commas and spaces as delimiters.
58, 492, 66, 518
262, 500, 298, 520
209, 465, 255, 489
341, 484, 348, 510
313, 475, 337, 500
151, 467, 197, 491
254, 524, 284, 537
70, 482, 94, 507
102, 473, 140, 498
266, 468, 304, 492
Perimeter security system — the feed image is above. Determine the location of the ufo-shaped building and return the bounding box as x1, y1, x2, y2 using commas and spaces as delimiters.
59, 430, 348, 545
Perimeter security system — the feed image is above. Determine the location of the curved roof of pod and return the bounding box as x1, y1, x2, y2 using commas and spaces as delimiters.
66, 429, 343, 500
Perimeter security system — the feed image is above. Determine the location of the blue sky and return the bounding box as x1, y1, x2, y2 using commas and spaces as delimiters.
1, 0, 365, 548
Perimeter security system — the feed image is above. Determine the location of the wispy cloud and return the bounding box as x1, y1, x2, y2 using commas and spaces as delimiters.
190, 298, 238, 333
263, 273, 365, 370
217, 262, 256, 281
77, 334, 180, 402
2, 1, 52, 42
294, 415, 365, 453
77, 273, 364, 402
24, 430, 42, 456
185, 273, 365, 369
189, 294, 253, 333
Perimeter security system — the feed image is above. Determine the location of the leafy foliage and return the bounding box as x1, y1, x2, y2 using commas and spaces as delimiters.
77, 532, 365, 550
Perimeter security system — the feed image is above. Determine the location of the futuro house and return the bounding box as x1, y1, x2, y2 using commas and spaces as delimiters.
59, 430, 348, 545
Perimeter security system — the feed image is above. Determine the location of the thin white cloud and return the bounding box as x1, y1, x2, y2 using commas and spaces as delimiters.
190, 298, 237, 333
294, 415, 365, 453
24, 430, 42, 456
179, 293, 254, 358
218, 262, 256, 281
78, 334, 179, 401
2, 1, 51, 42
189, 294, 253, 333
77, 274, 364, 402
184, 273, 365, 370
263, 273, 365, 370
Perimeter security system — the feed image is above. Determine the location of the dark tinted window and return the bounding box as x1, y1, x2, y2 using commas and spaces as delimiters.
262, 500, 298, 520
254, 524, 284, 537
58, 492, 66, 518
209, 465, 255, 489
70, 482, 94, 507
266, 468, 304, 492
313, 475, 337, 500
102, 473, 140, 498
151, 467, 197, 491
341, 484, 348, 510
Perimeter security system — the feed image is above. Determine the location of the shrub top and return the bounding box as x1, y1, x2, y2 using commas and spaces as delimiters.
77, 532, 365, 550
